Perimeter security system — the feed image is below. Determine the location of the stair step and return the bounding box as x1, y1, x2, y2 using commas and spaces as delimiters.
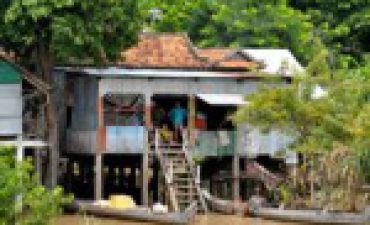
161, 150, 185, 154
176, 193, 197, 197
166, 160, 185, 164
165, 165, 187, 170
173, 177, 193, 181
172, 176, 192, 179
165, 160, 186, 164
177, 200, 194, 204
172, 172, 188, 175
165, 167, 187, 172
174, 185, 194, 189
153, 140, 207, 213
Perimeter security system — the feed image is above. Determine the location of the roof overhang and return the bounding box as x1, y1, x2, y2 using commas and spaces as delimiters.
0, 54, 51, 95
57, 66, 293, 79
0, 140, 48, 148
197, 94, 247, 106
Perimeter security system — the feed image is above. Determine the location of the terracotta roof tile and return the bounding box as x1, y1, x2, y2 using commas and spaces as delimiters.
119, 33, 207, 68
197, 48, 259, 69
196, 48, 233, 61
216, 59, 257, 68
118, 33, 259, 70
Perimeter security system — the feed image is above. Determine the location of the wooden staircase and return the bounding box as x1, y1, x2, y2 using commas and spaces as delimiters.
153, 130, 208, 213
245, 161, 283, 189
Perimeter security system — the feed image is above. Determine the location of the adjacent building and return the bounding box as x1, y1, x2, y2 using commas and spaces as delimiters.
0, 52, 50, 183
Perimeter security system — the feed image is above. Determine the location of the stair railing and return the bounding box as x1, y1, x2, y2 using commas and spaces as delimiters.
181, 129, 208, 213
154, 129, 179, 211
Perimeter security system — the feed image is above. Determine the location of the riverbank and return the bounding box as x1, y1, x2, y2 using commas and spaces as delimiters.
54, 214, 302, 225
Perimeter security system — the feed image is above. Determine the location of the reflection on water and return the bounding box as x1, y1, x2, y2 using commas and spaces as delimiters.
54, 214, 302, 225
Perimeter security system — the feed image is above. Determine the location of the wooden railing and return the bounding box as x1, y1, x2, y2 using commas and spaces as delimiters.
245, 161, 283, 189
181, 133, 208, 212
154, 129, 179, 211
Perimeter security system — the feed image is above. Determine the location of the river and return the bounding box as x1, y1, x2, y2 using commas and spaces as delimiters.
54, 214, 302, 225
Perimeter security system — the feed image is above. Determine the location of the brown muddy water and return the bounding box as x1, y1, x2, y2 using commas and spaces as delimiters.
54, 214, 302, 225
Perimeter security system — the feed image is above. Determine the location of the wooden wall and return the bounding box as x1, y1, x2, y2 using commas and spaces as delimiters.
99, 78, 262, 96
0, 84, 22, 136
64, 75, 293, 157
65, 76, 98, 154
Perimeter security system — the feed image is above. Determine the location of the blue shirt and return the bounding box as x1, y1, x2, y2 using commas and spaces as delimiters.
169, 107, 187, 125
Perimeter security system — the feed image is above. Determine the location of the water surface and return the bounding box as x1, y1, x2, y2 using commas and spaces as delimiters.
54, 214, 302, 225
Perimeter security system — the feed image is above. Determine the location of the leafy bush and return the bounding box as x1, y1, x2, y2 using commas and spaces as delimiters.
0, 146, 72, 225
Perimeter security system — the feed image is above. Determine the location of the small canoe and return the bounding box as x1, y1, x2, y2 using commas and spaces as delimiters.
250, 207, 370, 224
202, 190, 248, 215
69, 200, 197, 224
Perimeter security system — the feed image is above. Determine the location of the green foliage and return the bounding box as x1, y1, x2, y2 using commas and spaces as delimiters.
195, 2, 316, 63
139, 0, 369, 67
0, 147, 72, 225
290, 0, 370, 66
234, 53, 370, 209
140, 0, 318, 64
0, 0, 141, 63
139, 0, 202, 32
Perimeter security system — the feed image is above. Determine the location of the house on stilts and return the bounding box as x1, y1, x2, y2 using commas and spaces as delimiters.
54, 32, 303, 211
0, 51, 51, 185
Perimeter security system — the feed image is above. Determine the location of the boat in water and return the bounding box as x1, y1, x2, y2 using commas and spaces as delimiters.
202, 190, 248, 215
249, 207, 370, 224
67, 200, 197, 224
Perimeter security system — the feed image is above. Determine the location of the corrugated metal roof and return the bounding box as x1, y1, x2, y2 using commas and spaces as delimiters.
58, 67, 293, 79
197, 94, 246, 105
0, 59, 21, 84
243, 49, 304, 75
0, 54, 50, 94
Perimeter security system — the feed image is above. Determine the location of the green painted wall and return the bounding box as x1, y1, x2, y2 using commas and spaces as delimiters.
0, 59, 22, 84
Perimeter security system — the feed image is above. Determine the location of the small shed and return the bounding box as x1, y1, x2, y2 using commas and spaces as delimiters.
0, 53, 50, 183
0, 57, 22, 136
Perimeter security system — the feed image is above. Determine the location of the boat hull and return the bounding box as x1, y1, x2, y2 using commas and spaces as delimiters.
69, 201, 197, 224
250, 207, 369, 224
202, 190, 248, 215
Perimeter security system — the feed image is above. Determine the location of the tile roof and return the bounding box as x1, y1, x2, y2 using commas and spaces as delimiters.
119, 33, 259, 70
196, 48, 258, 69
196, 48, 233, 61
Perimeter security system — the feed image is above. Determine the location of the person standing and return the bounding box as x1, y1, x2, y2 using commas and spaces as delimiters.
169, 102, 187, 142
152, 102, 166, 129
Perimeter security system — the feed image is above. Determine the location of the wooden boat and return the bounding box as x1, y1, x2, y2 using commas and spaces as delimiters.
202, 190, 248, 215
68, 200, 197, 224
249, 207, 370, 224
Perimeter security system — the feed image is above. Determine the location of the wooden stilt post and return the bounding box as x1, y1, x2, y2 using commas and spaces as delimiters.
188, 94, 196, 147
95, 95, 105, 200
233, 154, 240, 201
233, 128, 241, 202
16, 135, 23, 162
35, 148, 42, 184
142, 93, 151, 206
154, 163, 159, 203
16, 135, 24, 211
95, 154, 103, 200
158, 166, 163, 203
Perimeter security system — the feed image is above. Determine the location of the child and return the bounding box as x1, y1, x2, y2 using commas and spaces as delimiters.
159, 123, 173, 143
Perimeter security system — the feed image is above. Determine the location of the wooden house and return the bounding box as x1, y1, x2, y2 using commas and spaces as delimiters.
56, 33, 302, 210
